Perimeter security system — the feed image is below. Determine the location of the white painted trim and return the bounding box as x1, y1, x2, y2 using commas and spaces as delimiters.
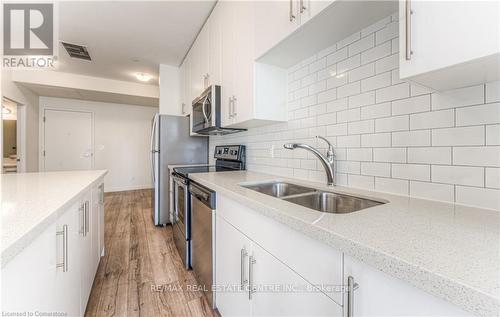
39, 106, 95, 171
105, 184, 152, 193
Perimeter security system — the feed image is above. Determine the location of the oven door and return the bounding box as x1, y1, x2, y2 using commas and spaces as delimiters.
172, 174, 189, 237
192, 86, 217, 133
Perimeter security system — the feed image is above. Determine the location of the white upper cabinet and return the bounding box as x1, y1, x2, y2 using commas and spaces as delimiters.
254, 0, 301, 59
190, 21, 210, 99
208, 6, 222, 86
399, 0, 500, 90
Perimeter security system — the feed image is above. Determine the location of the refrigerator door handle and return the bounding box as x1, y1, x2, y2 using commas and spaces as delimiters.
150, 114, 159, 183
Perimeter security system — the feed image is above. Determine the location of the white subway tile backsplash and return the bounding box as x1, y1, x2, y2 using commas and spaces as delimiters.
485, 168, 500, 189
392, 164, 430, 181
455, 186, 500, 210
348, 34, 374, 56
361, 102, 391, 119
361, 133, 391, 147
349, 63, 375, 82
431, 85, 484, 110
392, 130, 431, 147
456, 102, 500, 126
410, 181, 455, 203
392, 95, 431, 115
347, 148, 373, 161
349, 91, 375, 108
211, 15, 498, 211
432, 126, 485, 146
361, 72, 391, 92
348, 120, 375, 134
326, 47, 348, 66
337, 82, 361, 99
361, 41, 391, 64
373, 147, 406, 163
407, 147, 451, 165
485, 81, 500, 103
432, 166, 484, 187
361, 162, 391, 177
337, 108, 361, 123
348, 174, 375, 189
453, 146, 500, 167
375, 115, 408, 132
318, 88, 337, 103
337, 55, 362, 74
486, 124, 500, 145
410, 109, 454, 130
376, 82, 410, 103
375, 21, 398, 44
375, 54, 398, 74
375, 177, 409, 195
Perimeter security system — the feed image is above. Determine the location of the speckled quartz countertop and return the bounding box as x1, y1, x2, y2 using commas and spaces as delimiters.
1, 170, 107, 267
189, 171, 500, 317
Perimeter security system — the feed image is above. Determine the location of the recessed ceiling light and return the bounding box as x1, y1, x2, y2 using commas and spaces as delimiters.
135, 73, 152, 82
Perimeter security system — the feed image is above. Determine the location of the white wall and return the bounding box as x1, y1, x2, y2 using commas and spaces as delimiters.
210, 14, 500, 211
2, 69, 40, 172
39, 97, 158, 192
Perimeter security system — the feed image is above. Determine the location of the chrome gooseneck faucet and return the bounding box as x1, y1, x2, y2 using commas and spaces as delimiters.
284, 136, 335, 185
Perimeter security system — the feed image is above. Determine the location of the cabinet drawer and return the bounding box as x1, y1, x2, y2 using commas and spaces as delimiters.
218, 194, 343, 305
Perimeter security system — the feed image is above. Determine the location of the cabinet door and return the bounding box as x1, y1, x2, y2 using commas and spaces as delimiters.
220, 0, 235, 127
1, 223, 57, 313
79, 191, 93, 314
91, 183, 101, 273
215, 215, 252, 317
179, 62, 187, 116
208, 4, 223, 86
399, 1, 500, 80
230, 1, 255, 126
254, 0, 301, 59
251, 242, 342, 316
343, 255, 470, 316
55, 201, 82, 317
299, 0, 334, 24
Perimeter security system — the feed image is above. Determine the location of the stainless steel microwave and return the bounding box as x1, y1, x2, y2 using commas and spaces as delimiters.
191, 85, 246, 135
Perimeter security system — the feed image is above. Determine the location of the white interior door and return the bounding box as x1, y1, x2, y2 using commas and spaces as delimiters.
44, 109, 93, 171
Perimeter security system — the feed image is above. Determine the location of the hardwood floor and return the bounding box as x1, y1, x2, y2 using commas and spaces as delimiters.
85, 190, 215, 317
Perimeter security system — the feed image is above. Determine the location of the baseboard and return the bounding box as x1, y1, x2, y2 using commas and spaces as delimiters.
105, 184, 152, 193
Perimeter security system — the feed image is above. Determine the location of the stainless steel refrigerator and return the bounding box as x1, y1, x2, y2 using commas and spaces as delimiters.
150, 114, 208, 226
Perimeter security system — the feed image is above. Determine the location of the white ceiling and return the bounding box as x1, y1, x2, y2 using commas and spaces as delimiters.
57, 1, 216, 85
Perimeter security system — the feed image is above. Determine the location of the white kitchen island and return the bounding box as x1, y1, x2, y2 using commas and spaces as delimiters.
1, 170, 107, 317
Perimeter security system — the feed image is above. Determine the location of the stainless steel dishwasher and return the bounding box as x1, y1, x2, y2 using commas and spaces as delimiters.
190, 181, 216, 308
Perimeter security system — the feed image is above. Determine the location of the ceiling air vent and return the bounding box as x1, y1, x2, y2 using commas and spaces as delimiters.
61, 42, 91, 61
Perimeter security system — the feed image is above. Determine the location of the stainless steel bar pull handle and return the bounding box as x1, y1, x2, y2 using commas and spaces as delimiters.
85, 201, 90, 235
300, 0, 306, 13
228, 97, 233, 118
405, 0, 413, 60
56, 224, 68, 272
289, 0, 296, 21
248, 255, 256, 300
232, 96, 237, 117
347, 276, 359, 317
79, 204, 85, 235
240, 248, 248, 290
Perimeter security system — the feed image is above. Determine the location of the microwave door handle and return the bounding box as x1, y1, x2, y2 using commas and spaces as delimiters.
202, 94, 210, 124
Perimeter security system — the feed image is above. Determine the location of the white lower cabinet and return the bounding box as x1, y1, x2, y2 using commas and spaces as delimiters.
215, 193, 470, 316
1, 180, 105, 316
343, 255, 471, 316
216, 215, 342, 317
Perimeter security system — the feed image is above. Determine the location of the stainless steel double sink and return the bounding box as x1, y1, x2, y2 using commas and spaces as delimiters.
241, 181, 385, 214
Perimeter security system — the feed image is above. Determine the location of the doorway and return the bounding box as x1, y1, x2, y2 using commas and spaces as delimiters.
2, 98, 19, 173
42, 109, 94, 171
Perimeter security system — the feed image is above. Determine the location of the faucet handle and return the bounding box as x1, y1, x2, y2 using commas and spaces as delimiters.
316, 136, 334, 160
